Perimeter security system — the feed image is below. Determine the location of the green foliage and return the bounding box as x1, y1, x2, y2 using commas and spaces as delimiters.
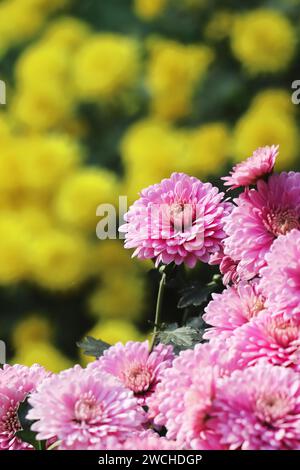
178, 275, 222, 309
16, 399, 45, 450
158, 322, 203, 353
77, 336, 111, 359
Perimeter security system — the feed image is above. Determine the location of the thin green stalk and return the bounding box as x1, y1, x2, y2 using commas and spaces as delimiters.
150, 271, 166, 351
37, 440, 45, 451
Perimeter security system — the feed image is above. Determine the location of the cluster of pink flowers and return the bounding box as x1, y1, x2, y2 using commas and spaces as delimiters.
2, 144, 300, 450
141, 145, 300, 450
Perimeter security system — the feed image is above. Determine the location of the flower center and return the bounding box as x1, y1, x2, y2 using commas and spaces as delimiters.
256, 393, 292, 423
122, 363, 152, 394
263, 208, 300, 237
74, 393, 102, 423
267, 317, 299, 347
1, 402, 20, 434
246, 297, 265, 320
169, 202, 196, 231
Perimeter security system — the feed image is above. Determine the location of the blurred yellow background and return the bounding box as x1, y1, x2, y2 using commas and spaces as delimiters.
0, 0, 299, 371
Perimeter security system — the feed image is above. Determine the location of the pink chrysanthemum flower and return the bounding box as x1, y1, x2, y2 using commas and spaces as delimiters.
88, 430, 182, 450
115, 435, 182, 450
212, 364, 300, 450
228, 312, 300, 370
27, 365, 145, 450
209, 249, 239, 285
147, 342, 231, 440
222, 145, 278, 190
0, 364, 50, 450
87, 429, 180, 450
260, 230, 300, 322
178, 366, 224, 450
88, 341, 174, 406
224, 172, 300, 279
120, 172, 232, 268
203, 281, 266, 340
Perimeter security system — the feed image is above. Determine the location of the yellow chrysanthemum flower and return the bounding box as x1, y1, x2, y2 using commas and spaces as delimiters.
90, 240, 137, 277
18, 0, 69, 13
134, 0, 168, 20
0, 141, 24, 200
147, 38, 214, 120
12, 41, 74, 130
12, 315, 53, 349
121, 119, 183, 202
18, 205, 53, 236
28, 230, 90, 291
80, 320, 142, 365
178, 123, 231, 176
13, 341, 73, 373
0, 113, 12, 141
233, 109, 299, 170
43, 17, 91, 51
231, 9, 296, 74
122, 172, 161, 206
0, 1, 43, 53
74, 34, 140, 100
0, 214, 29, 284
19, 134, 81, 195
121, 118, 180, 172
251, 88, 295, 116
0, 0, 69, 52
91, 240, 153, 276
54, 168, 119, 231
15, 43, 70, 88
90, 240, 152, 275
88, 273, 145, 321
12, 84, 73, 131
205, 11, 235, 41
151, 90, 193, 122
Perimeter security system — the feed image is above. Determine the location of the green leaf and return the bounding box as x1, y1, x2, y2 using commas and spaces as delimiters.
158, 324, 202, 351
17, 399, 34, 433
177, 275, 221, 309
77, 336, 111, 359
16, 429, 40, 449
16, 398, 45, 450
187, 316, 207, 331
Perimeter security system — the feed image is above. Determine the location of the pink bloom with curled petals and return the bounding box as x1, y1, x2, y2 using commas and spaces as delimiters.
203, 281, 266, 340
88, 341, 174, 406
147, 342, 232, 440
211, 364, 300, 450
115, 434, 182, 450
176, 363, 300, 450
27, 365, 145, 450
224, 172, 300, 279
151, 359, 300, 449
228, 311, 300, 370
209, 249, 240, 286
260, 230, 300, 322
178, 366, 224, 450
120, 172, 232, 268
87, 430, 181, 450
222, 145, 278, 190
0, 364, 50, 450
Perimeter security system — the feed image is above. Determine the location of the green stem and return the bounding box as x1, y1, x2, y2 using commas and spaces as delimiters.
37, 440, 45, 451
150, 271, 167, 351
182, 307, 190, 325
